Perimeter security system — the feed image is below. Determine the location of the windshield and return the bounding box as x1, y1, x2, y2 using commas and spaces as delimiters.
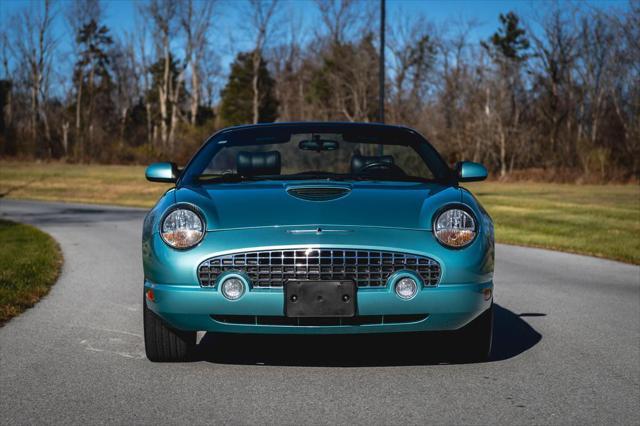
180, 123, 450, 185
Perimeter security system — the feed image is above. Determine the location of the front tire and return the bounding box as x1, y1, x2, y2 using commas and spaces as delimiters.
144, 298, 196, 362
451, 303, 493, 363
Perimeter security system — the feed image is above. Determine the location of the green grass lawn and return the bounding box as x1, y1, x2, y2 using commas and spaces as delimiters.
0, 219, 63, 324
465, 182, 640, 264
1, 161, 638, 264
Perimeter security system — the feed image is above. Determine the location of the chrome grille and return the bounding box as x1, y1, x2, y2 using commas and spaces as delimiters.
198, 249, 440, 288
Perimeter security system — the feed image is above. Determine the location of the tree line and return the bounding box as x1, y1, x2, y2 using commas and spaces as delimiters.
0, 0, 638, 182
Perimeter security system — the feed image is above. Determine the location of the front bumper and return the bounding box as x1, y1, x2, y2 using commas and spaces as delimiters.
145, 279, 493, 334
143, 223, 494, 334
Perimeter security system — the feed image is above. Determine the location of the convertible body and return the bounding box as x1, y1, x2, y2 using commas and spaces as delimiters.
142, 122, 494, 361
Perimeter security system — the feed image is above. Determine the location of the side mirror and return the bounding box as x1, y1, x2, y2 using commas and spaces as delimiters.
145, 162, 179, 183
456, 161, 488, 182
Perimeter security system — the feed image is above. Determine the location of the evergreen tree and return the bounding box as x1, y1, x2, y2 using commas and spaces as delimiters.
481, 12, 530, 177
0, 80, 15, 155
219, 51, 278, 126
75, 19, 113, 85
482, 12, 530, 63
73, 19, 114, 159
308, 35, 380, 122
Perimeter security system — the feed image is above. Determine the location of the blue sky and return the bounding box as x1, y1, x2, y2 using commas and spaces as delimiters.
65, 1, 626, 34
0, 0, 629, 75
1, 1, 628, 38
2, 0, 628, 43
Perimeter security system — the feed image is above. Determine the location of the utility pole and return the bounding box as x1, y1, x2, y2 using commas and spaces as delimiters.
378, 0, 386, 156
378, 0, 385, 124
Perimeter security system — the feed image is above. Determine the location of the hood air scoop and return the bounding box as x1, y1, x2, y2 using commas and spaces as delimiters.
287, 186, 351, 201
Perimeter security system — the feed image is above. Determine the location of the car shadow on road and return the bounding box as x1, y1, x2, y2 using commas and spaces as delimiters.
194, 304, 542, 367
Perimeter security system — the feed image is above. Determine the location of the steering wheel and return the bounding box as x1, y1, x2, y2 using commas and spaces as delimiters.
358, 162, 405, 175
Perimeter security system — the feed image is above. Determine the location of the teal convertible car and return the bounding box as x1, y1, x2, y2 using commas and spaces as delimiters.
142, 122, 494, 362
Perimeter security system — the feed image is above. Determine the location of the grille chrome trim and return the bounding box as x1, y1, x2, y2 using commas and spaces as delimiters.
198, 248, 441, 288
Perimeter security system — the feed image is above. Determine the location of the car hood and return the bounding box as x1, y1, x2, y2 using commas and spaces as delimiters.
174, 181, 461, 231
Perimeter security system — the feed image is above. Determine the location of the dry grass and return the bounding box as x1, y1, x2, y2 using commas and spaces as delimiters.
0, 161, 171, 207
1, 161, 638, 264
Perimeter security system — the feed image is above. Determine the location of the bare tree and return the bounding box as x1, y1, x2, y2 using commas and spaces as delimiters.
387, 12, 438, 124
247, 0, 280, 124
314, 0, 360, 46
66, 0, 101, 158
200, 45, 223, 118
180, 0, 215, 126
608, 2, 640, 177
142, 0, 178, 151
111, 37, 140, 145
530, 7, 578, 164
482, 12, 530, 176
270, 8, 307, 121
435, 19, 481, 161
0, 31, 9, 80
572, 11, 616, 176
309, 0, 379, 123
143, 0, 214, 152
0, 30, 15, 155
0, 0, 636, 180
11, 0, 58, 157
130, 12, 154, 149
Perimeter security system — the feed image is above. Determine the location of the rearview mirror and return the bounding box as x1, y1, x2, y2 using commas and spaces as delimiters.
456, 161, 488, 182
145, 162, 179, 183
299, 139, 339, 152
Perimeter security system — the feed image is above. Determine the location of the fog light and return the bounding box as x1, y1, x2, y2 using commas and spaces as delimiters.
395, 277, 418, 300
221, 278, 245, 300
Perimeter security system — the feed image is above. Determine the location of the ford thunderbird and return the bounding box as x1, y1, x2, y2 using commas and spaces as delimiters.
142, 122, 494, 362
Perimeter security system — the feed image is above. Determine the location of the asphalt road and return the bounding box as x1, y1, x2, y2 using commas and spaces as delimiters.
0, 199, 638, 425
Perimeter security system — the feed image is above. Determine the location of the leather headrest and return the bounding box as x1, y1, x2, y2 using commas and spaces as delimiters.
351, 155, 395, 173
237, 151, 281, 176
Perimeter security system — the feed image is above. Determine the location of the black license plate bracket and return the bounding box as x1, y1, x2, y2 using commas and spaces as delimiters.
284, 280, 356, 318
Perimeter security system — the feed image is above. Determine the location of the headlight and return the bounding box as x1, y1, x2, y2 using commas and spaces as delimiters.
434, 207, 476, 248
161, 208, 204, 249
